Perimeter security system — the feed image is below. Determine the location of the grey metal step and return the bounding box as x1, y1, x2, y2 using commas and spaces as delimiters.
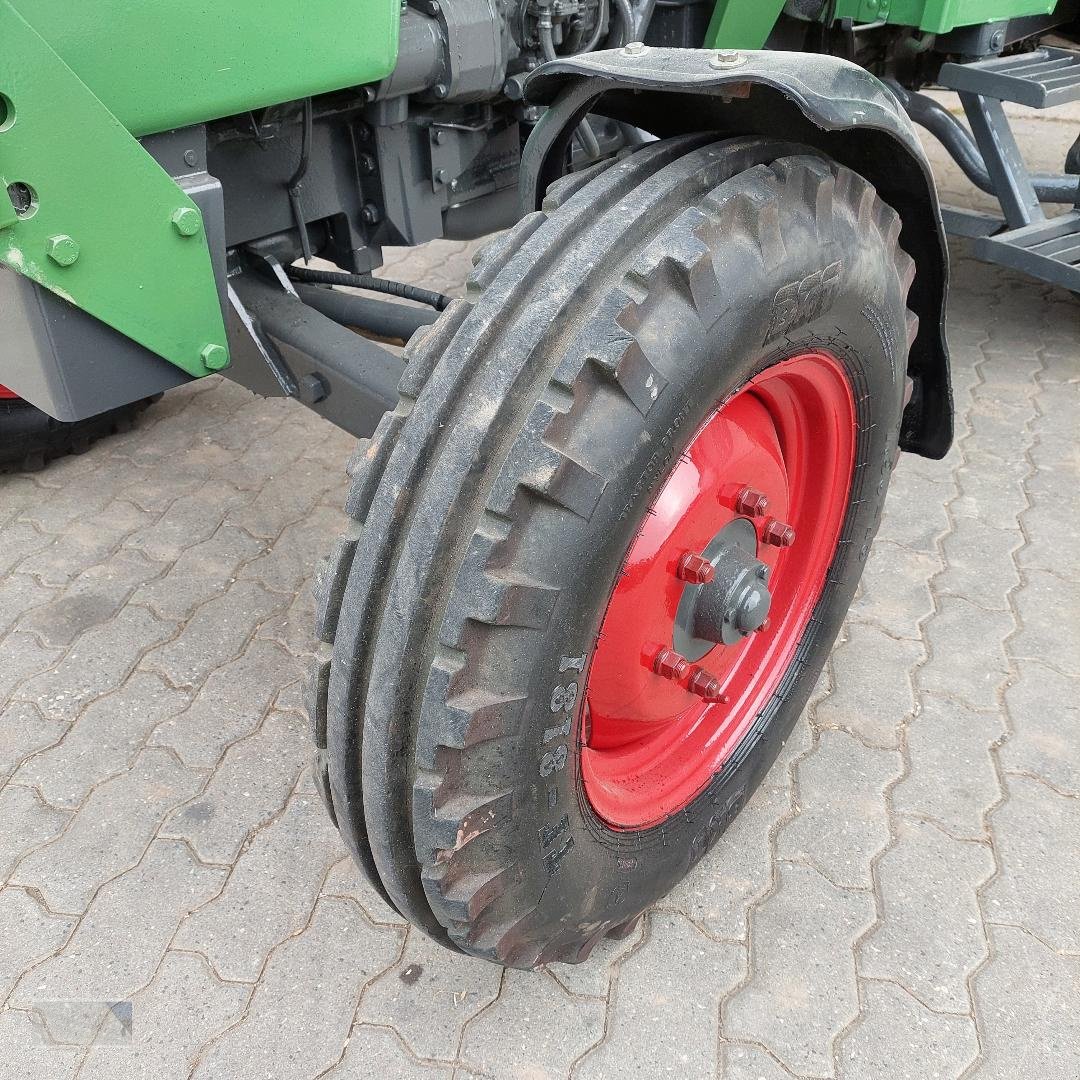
939, 48, 1080, 109
972, 210, 1080, 292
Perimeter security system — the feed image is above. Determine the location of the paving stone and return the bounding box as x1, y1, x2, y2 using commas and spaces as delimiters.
160, 709, 308, 864
0, 519, 53, 578
1000, 660, 1080, 796
835, 979, 978, 1080
0, 1007, 81, 1079
777, 731, 901, 889
13, 673, 190, 810
876, 468, 953, 554
15, 606, 176, 722
0, 783, 71, 880
546, 916, 645, 998
815, 623, 922, 748
10, 749, 202, 913
936, 519, 1022, 612
664, 771, 791, 940
357, 929, 502, 1061
0, 700, 67, 783
191, 898, 402, 1080
1009, 568, 1080, 676
75, 952, 249, 1080
917, 596, 1013, 711
172, 793, 344, 981
460, 968, 606, 1078
148, 639, 300, 768
720, 1043, 798, 1079
982, 774, 1080, 952
12, 499, 154, 587
725, 864, 873, 1076
16, 549, 162, 649
0, 888, 76, 1001
1018, 487, 1080, 581
951, 450, 1029, 532
132, 524, 266, 622
256, 587, 319, 661
11, 840, 226, 1005
579, 912, 744, 1080
238, 504, 344, 594
124, 479, 251, 563
848, 541, 940, 641
141, 580, 286, 690
226, 452, 344, 541
971, 925, 1080, 1080
119, 462, 212, 514
859, 818, 994, 1013
321, 857, 408, 928
892, 694, 1006, 839
325, 1026, 455, 1079
0, 630, 64, 705
20, 466, 134, 534
0, 572, 56, 641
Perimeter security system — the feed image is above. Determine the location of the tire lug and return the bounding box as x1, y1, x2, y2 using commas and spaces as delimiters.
734, 486, 769, 517
653, 648, 690, 681
677, 552, 715, 585
761, 518, 796, 547
687, 666, 728, 703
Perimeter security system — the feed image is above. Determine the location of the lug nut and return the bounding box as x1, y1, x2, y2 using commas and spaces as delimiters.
734, 486, 769, 517
762, 518, 796, 547
653, 648, 690, 681
687, 667, 728, 703
677, 552, 715, 585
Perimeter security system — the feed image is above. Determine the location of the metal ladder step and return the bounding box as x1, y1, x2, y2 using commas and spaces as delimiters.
973, 210, 1080, 292
939, 47, 1080, 109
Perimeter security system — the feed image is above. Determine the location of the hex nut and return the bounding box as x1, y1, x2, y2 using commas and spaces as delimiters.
200, 344, 230, 371
171, 207, 203, 237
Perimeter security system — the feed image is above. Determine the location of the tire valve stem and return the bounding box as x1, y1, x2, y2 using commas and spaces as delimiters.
653, 649, 690, 681
734, 486, 769, 517
762, 518, 797, 547
687, 666, 729, 703
677, 552, 715, 584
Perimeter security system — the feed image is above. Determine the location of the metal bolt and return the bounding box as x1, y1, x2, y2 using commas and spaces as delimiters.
435, 168, 450, 185
171, 207, 202, 237
357, 153, 377, 175
623, 41, 648, 56
653, 648, 690, 681
761, 518, 796, 547
709, 49, 745, 69
433, 83, 449, 99
45, 234, 79, 267
183, 149, 199, 168
361, 203, 382, 225
200, 344, 230, 371
687, 667, 728, 703
734, 486, 769, 517
677, 552, 715, 585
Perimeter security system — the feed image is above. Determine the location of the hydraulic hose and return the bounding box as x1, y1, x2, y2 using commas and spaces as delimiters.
286, 265, 452, 311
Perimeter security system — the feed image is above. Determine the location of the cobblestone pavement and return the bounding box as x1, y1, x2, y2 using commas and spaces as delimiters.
2, 117, 1078, 1079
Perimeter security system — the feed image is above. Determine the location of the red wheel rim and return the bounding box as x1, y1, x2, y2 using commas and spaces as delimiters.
0, 384, 19, 400
581, 351, 857, 829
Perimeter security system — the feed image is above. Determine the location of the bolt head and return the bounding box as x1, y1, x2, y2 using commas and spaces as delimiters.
200, 344, 230, 371
433, 83, 449, 99
709, 49, 745, 69
678, 552, 715, 585
45, 234, 79, 267
623, 40, 648, 56
762, 518, 796, 547
734, 486, 769, 517
171, 207, 202, 237
653, 649, 690, 680
361, 203, 382, 225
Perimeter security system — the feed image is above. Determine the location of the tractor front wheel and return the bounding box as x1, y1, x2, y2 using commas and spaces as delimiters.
311, 134, 916, 967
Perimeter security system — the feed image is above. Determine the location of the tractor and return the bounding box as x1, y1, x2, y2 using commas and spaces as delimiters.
0, 0, 1076, 967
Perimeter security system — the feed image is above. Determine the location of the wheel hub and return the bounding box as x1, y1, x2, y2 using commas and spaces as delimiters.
581, 351, 857, 829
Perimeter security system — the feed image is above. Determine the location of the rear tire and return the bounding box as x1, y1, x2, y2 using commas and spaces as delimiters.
311, 135, 917, 967
0, 394, 159, 473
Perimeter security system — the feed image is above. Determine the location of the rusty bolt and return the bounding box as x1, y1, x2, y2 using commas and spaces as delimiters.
687, 667, 728, 703
762, 518, 796, 547
677, 552, 715, 585
653, 649, 690, 681
734, 486, 769, 517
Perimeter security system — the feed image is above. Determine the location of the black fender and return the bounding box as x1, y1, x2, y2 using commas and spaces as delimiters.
522, 48, 952, 460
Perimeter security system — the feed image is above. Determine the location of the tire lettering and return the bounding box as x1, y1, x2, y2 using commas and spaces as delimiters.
765, 261, 842, 343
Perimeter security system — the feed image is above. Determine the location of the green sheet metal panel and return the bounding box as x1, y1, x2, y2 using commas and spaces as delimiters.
0, 3, 228, 376
11, 0, 400, 137
705, 0, 788, 50
831, 0, 1058, 33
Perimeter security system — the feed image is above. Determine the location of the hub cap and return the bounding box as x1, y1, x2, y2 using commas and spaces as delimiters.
582, 352, 857, 828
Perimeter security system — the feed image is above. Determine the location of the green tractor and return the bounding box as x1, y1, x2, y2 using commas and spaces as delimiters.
0, 0, 1075, 967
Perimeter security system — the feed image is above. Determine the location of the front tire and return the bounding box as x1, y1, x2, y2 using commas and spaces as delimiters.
311, 135, 916, 967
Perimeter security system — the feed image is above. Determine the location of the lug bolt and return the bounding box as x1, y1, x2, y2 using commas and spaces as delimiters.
762, 518, 796, 547
687, 667, 728, 703
653, 648, 690, 681
677, 552, 715, 585
734, 486, 769, 517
